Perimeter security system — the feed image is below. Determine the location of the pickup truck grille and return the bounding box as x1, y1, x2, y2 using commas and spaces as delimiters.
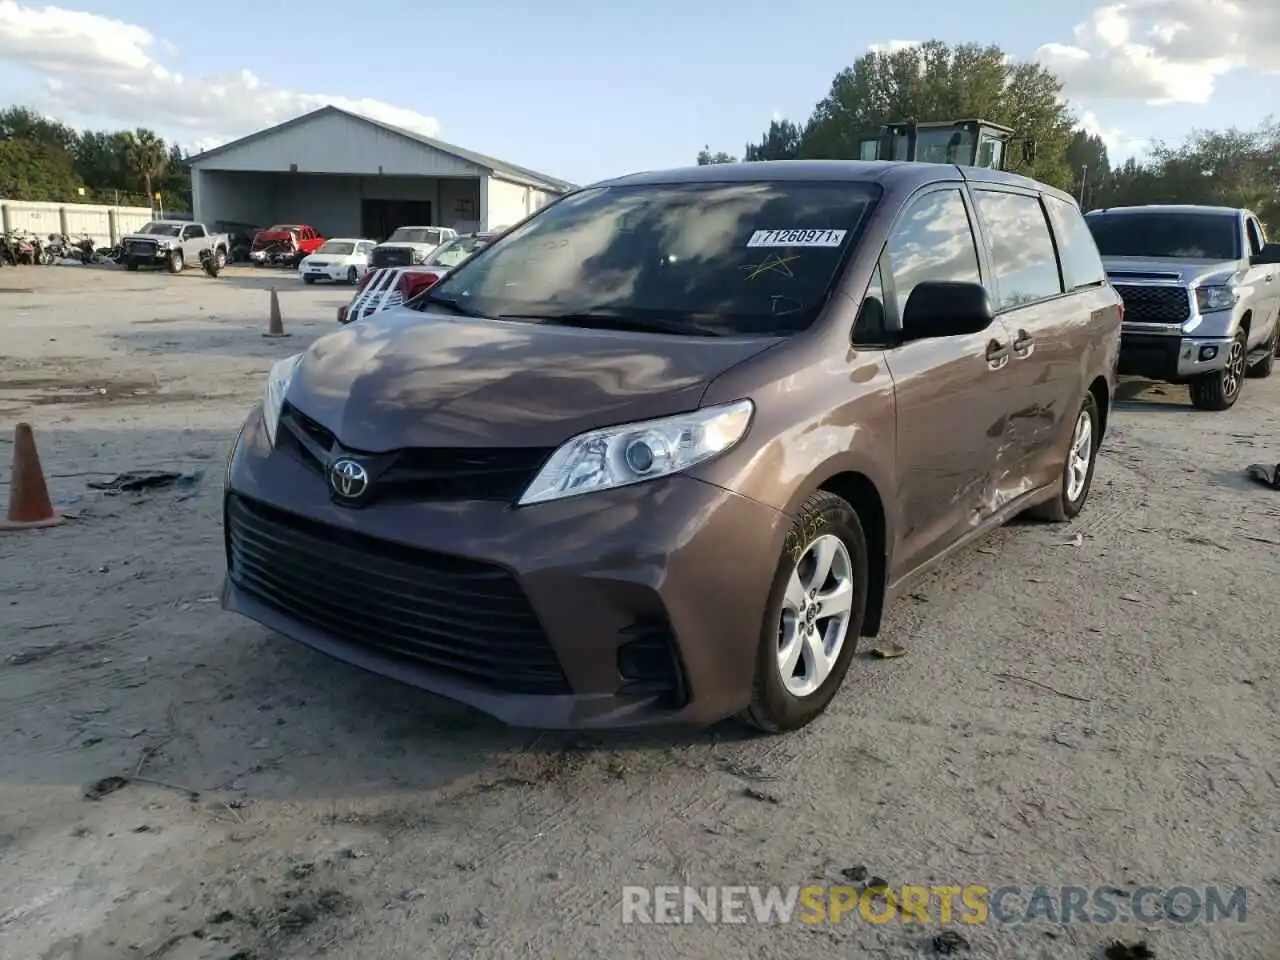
126, 240, 157, 256
371, 246, 415, 268
1113, 284, 1191, 324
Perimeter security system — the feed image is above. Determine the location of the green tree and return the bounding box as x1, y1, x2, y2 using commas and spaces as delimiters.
1065, 131, 1111, 207
743, 119, 803, 162
696, 146, 737, 165
0, 106, 78, 153
798, 41, 1075, 188
0, 138, 85, 201
122, 128, 170, 204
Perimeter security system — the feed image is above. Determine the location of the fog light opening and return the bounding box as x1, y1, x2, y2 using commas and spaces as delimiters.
1199, 346, 1218, 362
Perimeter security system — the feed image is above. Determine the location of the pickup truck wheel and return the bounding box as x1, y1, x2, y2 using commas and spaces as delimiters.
302, 276, 316, 285
1189, 331, 1246, 410
1027, 391, 1100, 523
124, 258, 138, 271
167, 250, 184, 274
739, 491, 868, 734
1247, 327, 1277, 379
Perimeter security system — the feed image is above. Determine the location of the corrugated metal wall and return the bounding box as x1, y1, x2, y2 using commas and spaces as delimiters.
1, 199, 154, 247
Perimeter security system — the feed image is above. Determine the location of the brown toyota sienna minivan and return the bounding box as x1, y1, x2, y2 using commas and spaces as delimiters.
223, 160, 1122, 733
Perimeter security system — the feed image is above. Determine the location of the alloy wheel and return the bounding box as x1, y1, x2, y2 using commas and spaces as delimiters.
777, 533, 855, 698
1065, 408, 1093, 502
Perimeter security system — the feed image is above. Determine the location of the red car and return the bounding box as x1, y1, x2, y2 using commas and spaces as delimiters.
250, 224, 325, 266
337, 232, 495, 324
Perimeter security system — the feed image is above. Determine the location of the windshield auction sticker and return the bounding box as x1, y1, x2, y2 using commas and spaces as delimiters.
747, 229, 847, 248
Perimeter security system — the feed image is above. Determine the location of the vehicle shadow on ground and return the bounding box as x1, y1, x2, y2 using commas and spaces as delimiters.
1112, 378, 1189, 412
110, 325, 331, 361
0, 424, 748, 805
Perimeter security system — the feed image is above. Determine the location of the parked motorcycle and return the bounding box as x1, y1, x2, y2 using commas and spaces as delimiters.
199, 246, 222, 278
9, 232, 37, 265
73, 233, 97, 264
44, 233, 72, 262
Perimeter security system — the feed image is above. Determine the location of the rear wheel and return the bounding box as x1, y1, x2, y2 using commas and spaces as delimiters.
1027, 391, 1100, 522
1189, 330, 1246, 410
739, 491, 868, 734
215, 247, 227, 271
347, 267, 359, 285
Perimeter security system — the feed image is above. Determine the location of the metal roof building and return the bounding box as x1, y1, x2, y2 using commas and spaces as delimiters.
186, 106, 574, 241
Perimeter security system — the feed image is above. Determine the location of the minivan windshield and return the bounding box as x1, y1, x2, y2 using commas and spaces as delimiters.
1085, 212, 1241, 260
420, 180, 880, 336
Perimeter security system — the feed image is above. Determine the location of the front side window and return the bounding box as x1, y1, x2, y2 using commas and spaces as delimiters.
973, 190, 1063, 309
422, 180, 881, 337
1085, 213, 1241, 260
886, 188, 981, 322
1045, 195, 1107, 291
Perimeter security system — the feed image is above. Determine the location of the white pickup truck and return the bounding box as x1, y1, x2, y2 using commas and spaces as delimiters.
120, 220, 230, 273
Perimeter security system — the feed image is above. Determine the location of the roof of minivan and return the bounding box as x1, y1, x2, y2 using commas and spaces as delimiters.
594, 160, 1076, 204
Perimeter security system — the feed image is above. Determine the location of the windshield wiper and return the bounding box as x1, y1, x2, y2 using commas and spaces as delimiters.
413, 292, 486, 317
497, 309, 727, 337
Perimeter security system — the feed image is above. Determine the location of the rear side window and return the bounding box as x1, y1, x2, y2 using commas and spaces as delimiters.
1045, 196, 1107, 291
1246, 218, 1265, 256
972, 190, 1063, 309
886, 188, 981, 321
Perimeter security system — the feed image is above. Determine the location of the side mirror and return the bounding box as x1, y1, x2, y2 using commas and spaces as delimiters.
901, 281, 995, 341
1250, 243, 1280, 266
1022, 140, 1037, 165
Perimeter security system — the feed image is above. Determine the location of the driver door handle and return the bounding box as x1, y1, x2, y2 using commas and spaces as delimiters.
1013, 329, 1035, 357
986, 338, 1010, 370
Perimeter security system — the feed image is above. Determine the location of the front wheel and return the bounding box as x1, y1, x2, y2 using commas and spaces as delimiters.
1027, 391, 1100, 522
347, 267, 359, 285
739, 491, 868, 734
167, 250, 184, 274
1189, 330, 1246, 410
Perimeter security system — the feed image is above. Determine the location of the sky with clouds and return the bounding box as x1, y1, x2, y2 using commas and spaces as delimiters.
0, 0, 1276, 184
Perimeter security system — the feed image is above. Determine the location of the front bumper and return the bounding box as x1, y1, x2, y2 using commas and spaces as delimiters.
122, 244, 173, 265
1118, 331, 1233, 380
221, 407, 789, 729
251, 249, 299, 265
300, 264, 355, 282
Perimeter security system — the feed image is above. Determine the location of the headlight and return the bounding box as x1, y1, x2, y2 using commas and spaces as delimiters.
517, 400, 754, 506
1196, 284, 1237, 313
156, 240, 170, 250
262, 353, 304, 446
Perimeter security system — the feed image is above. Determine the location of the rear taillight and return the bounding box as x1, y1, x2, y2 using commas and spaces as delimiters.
399, 273, 440, 299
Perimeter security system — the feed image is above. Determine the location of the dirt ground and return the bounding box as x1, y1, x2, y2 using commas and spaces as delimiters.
1, 264, 1277, 960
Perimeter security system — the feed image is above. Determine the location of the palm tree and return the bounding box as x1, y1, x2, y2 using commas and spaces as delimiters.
123, 129, 169, 209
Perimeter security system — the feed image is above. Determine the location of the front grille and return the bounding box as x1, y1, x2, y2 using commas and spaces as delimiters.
226, 494, 570, 694
127, 240, 156, 255
371, 246, 414, 268
1113, 284, 1191, 323
276, 402, 552, 502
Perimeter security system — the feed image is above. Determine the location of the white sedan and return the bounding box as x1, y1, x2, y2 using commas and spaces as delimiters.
298, 238, 376, 285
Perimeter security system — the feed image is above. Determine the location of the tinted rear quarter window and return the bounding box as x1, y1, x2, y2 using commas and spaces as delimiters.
1044, 196, 1107, 290
885, 188, 981, 321
972, 190, 1063, 309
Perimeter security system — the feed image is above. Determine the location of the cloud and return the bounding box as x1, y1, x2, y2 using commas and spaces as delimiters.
1036, 0, 1280, 104
867, 39, 922, 55
0, 1, 441, 145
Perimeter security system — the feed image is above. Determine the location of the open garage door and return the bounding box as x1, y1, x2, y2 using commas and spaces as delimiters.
362, 199, 433, 242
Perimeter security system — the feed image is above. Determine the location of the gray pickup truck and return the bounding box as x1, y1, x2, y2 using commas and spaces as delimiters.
120, 220, 230, 274
1084, 204, 1280, 410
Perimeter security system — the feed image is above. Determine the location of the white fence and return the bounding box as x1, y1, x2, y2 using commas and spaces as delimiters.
0, 198, 155, 248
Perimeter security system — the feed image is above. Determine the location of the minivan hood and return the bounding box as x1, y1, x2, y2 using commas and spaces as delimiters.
286, 308, 779, 449
1102, 256, 1239, 285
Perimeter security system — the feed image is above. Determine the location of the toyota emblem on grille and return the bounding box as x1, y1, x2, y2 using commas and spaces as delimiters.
329, 458, 370, 499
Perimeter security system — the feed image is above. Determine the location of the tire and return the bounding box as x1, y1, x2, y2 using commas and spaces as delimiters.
167, 250, 184, 274
347, 267, 359, 285
302, 275, 317, 285
1189, 330, 1246, 410
1247, 326, 1277, 379
215, 247, 227, 271
1027, 391, 1100, 523
125, 258, 139, 271
739, 491, 869, 734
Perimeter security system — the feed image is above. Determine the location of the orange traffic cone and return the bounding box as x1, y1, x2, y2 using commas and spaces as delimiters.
1, 423, 64, 531
263, 287, 291, 339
